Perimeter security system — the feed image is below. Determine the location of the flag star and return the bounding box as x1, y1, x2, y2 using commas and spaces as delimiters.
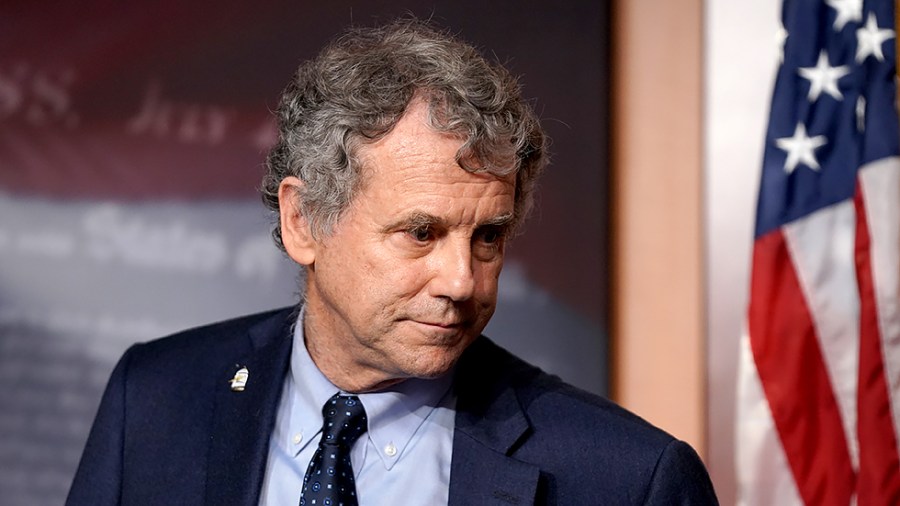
856, 95, 866, 131
775, 23, 788, 63
775, 123, 827, 173
856, 13, 895, 62
798, 51, 850, 101
826, 0, 862, 31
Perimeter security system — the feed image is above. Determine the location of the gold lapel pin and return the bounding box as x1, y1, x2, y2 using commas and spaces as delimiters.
229, 366, 249, 392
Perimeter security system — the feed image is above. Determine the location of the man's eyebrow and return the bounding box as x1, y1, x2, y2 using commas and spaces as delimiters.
479, 212, 514, 228
381, 212, 442, 232
380, 211, 514, 232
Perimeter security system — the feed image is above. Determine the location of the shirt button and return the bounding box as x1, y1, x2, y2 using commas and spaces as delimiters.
384, 443, 397, 457
292, 433, 303, 445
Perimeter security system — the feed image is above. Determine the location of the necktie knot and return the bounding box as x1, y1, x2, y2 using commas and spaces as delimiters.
320, 394, 367, 448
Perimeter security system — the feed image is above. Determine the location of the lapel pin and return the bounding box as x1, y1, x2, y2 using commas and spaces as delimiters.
229, 366, 249, 392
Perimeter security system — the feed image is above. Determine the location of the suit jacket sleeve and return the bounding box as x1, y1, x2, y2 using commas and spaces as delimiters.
66, 345, 135, 506
644, 439, 719, 505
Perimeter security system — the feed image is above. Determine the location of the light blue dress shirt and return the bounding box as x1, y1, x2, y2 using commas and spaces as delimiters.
259, 314, 457, 505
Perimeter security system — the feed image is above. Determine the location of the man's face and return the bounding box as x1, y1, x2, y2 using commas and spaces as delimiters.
283, 100, 516, 391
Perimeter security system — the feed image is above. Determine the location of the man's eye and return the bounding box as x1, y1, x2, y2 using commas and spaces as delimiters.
408, 227, 432, 242
477, 227, 504, 245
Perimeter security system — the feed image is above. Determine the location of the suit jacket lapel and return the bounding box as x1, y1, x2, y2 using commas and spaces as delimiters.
449, 338, 541, 505
204, 308, 295, 506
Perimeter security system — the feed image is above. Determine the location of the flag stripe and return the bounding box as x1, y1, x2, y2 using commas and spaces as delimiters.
748, 230, 855, 505
858, 159, 900, 444
854, 163, 900, 505
735, 332, 803, 506
782, 200, 861, 471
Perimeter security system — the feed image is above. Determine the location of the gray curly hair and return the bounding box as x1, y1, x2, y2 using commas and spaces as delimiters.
261, 18, 547, 249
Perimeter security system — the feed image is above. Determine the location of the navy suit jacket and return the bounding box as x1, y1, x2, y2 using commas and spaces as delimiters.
67, 307, 718, 505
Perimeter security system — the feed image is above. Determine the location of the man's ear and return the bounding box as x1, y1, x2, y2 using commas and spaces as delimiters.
278, 176, 317, 266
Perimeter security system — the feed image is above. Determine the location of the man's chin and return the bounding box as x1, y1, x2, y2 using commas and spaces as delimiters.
398, 340, 473, 379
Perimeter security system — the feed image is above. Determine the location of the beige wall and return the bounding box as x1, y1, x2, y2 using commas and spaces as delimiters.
610, 0, 706, 456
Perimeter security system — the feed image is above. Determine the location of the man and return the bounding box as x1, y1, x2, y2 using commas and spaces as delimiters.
67, 19, 718, 505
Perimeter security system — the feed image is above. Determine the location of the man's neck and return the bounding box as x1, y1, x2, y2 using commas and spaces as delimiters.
302, 311, 406, 393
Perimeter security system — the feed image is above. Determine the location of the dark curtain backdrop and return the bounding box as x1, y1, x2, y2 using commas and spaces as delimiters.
0, 2, 610, 504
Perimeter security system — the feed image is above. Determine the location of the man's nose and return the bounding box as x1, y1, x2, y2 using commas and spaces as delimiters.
427, 238, 476, 302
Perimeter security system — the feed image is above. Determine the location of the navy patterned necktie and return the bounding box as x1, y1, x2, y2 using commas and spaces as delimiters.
300, 394, 368, 506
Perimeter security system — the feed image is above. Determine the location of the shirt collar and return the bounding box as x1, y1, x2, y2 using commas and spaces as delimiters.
357, 369, 454, 470
286, 310, 455, 470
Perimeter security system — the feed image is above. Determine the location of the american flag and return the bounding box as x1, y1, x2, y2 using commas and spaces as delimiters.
736, 0, 900, 504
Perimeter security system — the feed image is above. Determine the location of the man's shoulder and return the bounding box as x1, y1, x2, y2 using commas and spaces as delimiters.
124, 306, 295, 377
459, 336, 681, 457
142, 306, 292, 349
456, 338, 717, 503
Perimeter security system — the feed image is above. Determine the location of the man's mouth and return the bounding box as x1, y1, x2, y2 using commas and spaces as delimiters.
415, 320, 463, 329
